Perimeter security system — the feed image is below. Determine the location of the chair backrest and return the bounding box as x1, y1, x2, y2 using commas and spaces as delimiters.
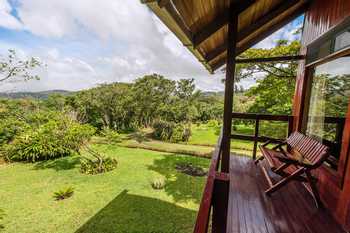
286, 132, 329, 167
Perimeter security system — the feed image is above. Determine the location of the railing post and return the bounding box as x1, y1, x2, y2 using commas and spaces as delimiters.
253, 115, 260, 159
288, 116, 294, 136
221, 1, 238, 173
212, 178, 229, 233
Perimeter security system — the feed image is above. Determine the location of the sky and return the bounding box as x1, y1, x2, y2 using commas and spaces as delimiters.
0, 0, 303, 92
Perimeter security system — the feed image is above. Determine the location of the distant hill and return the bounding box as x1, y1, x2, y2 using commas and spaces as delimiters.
0, 90, 73, 99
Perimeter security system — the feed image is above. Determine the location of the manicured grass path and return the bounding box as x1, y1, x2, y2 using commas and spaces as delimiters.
0, 145, 209, 233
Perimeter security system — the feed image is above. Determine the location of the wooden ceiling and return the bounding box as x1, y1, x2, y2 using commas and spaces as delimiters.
142, 0, 310, 74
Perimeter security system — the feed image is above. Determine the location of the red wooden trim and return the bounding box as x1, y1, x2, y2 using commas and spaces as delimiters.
193, 132, 223, 233
232, 112, 290, 121
215, 171, 230, 181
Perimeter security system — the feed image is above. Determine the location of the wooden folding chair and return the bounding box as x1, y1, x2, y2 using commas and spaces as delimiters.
255, 132, 330, 207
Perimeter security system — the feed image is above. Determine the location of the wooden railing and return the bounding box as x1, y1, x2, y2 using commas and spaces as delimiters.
193, 131, 229, 233
231, 113, 293, 159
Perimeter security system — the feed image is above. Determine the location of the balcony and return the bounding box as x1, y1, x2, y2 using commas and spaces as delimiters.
194, 113, 346, 233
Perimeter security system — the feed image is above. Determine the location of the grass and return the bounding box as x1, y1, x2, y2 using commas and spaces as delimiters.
189, 124, 255, 153
103, 123, 256, 158
0, 144, 209, 233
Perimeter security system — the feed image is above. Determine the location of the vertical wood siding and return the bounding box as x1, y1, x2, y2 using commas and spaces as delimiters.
293, 0, 350, 230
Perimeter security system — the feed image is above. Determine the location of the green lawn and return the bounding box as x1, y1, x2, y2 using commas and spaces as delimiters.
0, 145, 209, 233
189, 124, 255, 153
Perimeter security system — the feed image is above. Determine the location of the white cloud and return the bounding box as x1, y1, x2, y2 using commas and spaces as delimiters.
0, 0, 22, 29
0, 0, 301, 92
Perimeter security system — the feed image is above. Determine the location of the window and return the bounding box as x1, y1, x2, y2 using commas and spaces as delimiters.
306, 56, 350, 169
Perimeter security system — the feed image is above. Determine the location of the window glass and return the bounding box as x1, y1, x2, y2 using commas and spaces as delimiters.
306, 57, 350, 168
335, 30, 350, 51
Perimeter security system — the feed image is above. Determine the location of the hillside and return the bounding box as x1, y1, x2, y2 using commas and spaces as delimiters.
0, 90, 72, 99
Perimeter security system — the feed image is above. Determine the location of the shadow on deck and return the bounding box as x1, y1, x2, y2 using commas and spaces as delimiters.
227, 155, 346, 233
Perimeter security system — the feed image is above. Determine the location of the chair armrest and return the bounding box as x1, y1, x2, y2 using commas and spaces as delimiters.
262, 139, 284, 147
272, 141, 287, 150
275, 154, 312, 168
274, 154, 299, 164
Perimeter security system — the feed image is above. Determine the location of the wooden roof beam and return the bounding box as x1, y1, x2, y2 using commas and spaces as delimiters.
235, 55, 305, 63
205, 0, 302, 62
192, 0, 256, 48
211, 1, 310, 71
157, 0, 170, 8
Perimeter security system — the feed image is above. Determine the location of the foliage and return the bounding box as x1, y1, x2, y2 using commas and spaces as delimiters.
0, 49, 43, 85
170, 124, 192, 143
80, 145, 118, 175
235, 40, 301, 115
3, 114, 95, 162
100, 127, 121, 144
53, 187, 74, 201
152, 120, 174, 141
66, 75, 206, 132
151, 177, 166, 190
152, 120, 191, 142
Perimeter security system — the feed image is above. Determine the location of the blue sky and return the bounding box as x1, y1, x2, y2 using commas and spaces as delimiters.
0, 0, 303, 92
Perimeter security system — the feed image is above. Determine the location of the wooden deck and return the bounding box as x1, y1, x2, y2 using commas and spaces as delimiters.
227, 155, 346, 233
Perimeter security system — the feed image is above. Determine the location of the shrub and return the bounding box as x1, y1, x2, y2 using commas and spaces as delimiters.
151, 178, 165, 190
152, 120, 174, 141
152, 120, 191, 142
170, 124, 191, 143
100, 128, 121, 144
207, 119, 220, 128
80, 146, 118, 175
80, 156, 118, 175
4, 115, 95, 162
0, 117, 28, 145
53, 187, 74, 201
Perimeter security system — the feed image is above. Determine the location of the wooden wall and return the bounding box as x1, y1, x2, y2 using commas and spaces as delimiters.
293, 0, 350, 230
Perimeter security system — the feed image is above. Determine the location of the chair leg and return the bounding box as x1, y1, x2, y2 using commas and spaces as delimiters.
265, 168, 304, 195
254, 156, 264, 165
305, 170, 322, 208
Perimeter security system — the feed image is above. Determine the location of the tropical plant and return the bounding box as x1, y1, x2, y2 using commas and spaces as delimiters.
80, 145, 118, 175
53, 187, 74, 201
151, 177, 165, 190
3, 114, 95, 162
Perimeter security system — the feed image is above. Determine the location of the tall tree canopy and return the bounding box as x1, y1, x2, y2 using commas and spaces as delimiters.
235, 40, 301, 114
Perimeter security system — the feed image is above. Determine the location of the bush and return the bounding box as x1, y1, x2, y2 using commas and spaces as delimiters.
100, 128, 121, 144
4, 115, 95, 162
152, 120, 174, 141
80, 156, 118, 175
151, 178, 165, 190
207, 119, 220, 128
170, 124, 191, 143
53, 187, 74, 201
152, 120, 191, 142
80, 146, 118, 175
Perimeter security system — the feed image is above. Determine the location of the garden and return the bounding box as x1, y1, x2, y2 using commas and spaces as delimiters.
0, 40, 302, 232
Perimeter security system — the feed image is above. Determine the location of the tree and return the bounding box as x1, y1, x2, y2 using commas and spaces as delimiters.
235, 40, 301, 114
0, 49, 43, 85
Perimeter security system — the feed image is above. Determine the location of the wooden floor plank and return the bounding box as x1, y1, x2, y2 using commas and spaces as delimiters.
227, 155, 346, 233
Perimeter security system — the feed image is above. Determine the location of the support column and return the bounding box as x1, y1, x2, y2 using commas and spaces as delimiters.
221, 2, 238, 173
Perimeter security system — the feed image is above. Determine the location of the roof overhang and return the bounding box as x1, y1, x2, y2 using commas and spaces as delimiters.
142, 0, 310, 74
